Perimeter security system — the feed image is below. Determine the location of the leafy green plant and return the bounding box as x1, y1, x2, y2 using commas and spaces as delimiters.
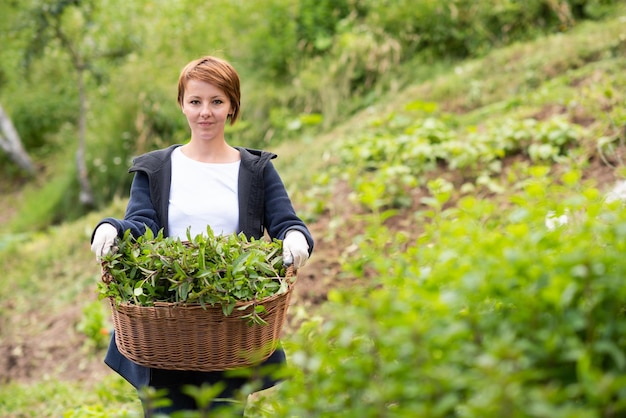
269, 177, 626, 417
77, 300, 110, 350
321, 114, 584, 212
99, 227, 290, 325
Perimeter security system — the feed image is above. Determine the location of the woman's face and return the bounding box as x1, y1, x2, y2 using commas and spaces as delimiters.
181, 79, 233, 143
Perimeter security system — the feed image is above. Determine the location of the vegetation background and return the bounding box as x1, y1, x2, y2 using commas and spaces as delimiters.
1, 0, 626, 416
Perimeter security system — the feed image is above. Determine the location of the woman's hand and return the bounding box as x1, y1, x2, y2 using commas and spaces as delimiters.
282, 230, 310, 269
91, 223, 118, 261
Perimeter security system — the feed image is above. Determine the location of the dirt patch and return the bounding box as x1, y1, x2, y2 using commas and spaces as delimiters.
0, 304, 110, 384
533, 104, 567, 121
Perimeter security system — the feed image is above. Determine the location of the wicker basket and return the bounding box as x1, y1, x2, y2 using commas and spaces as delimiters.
106, 267, 296, 372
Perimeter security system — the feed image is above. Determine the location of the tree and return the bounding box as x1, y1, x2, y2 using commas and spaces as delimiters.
0, 102, 36, 175
22, 0, 136, 208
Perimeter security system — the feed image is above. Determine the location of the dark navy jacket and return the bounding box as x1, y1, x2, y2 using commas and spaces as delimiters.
93, 144, 314, 389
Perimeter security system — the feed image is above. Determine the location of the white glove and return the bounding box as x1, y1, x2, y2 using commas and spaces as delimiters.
282, 230, 310, 269
91, 223, 118, 261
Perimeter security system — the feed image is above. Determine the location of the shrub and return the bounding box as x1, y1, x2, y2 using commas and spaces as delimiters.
272, 174, 626, 417
9, 83, 78, 154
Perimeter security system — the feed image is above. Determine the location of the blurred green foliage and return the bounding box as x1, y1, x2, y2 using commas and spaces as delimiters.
0, 374, 140, 417
76, 300, 110, 350
271, 176, 626, 417
0, 0, 621, 231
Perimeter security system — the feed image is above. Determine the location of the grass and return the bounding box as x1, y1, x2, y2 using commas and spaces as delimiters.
0, 375, 141, 418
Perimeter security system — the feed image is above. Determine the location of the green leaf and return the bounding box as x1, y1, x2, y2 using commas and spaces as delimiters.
101, 225, 288, 316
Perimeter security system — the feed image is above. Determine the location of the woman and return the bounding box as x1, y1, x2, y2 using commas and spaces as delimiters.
90, 56, 314, 415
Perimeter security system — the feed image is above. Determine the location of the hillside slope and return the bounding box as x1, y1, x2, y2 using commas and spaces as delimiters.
0, 6, 625, 415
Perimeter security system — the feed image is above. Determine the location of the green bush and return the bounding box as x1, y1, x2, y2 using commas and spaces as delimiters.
271, 174, 626, 417
9, 82, 78, 154
296, 0, 355, 55
360, 0, 619, 59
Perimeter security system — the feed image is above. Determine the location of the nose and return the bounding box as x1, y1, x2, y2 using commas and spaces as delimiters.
200, 104, 212, 118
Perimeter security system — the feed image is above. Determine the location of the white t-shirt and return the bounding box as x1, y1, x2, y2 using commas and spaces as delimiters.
168, 147, 240, 239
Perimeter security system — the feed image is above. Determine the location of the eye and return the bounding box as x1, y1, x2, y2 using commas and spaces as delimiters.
189, 99, 201, 105
213, 99, 224, 105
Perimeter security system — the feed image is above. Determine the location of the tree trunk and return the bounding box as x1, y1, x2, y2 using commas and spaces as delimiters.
76, 67, 95, 207
0, 102, 36, 175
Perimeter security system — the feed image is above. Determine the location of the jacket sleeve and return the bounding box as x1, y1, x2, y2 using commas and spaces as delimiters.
263, 162, 314, 254
92, 171, 161, 241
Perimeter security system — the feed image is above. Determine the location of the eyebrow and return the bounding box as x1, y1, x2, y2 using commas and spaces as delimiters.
187, 94, 226, 100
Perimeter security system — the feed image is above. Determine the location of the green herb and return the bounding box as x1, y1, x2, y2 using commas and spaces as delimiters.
99, 226, 291, 325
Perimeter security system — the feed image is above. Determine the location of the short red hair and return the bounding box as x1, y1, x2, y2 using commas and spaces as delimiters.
177, 56, 241, 125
